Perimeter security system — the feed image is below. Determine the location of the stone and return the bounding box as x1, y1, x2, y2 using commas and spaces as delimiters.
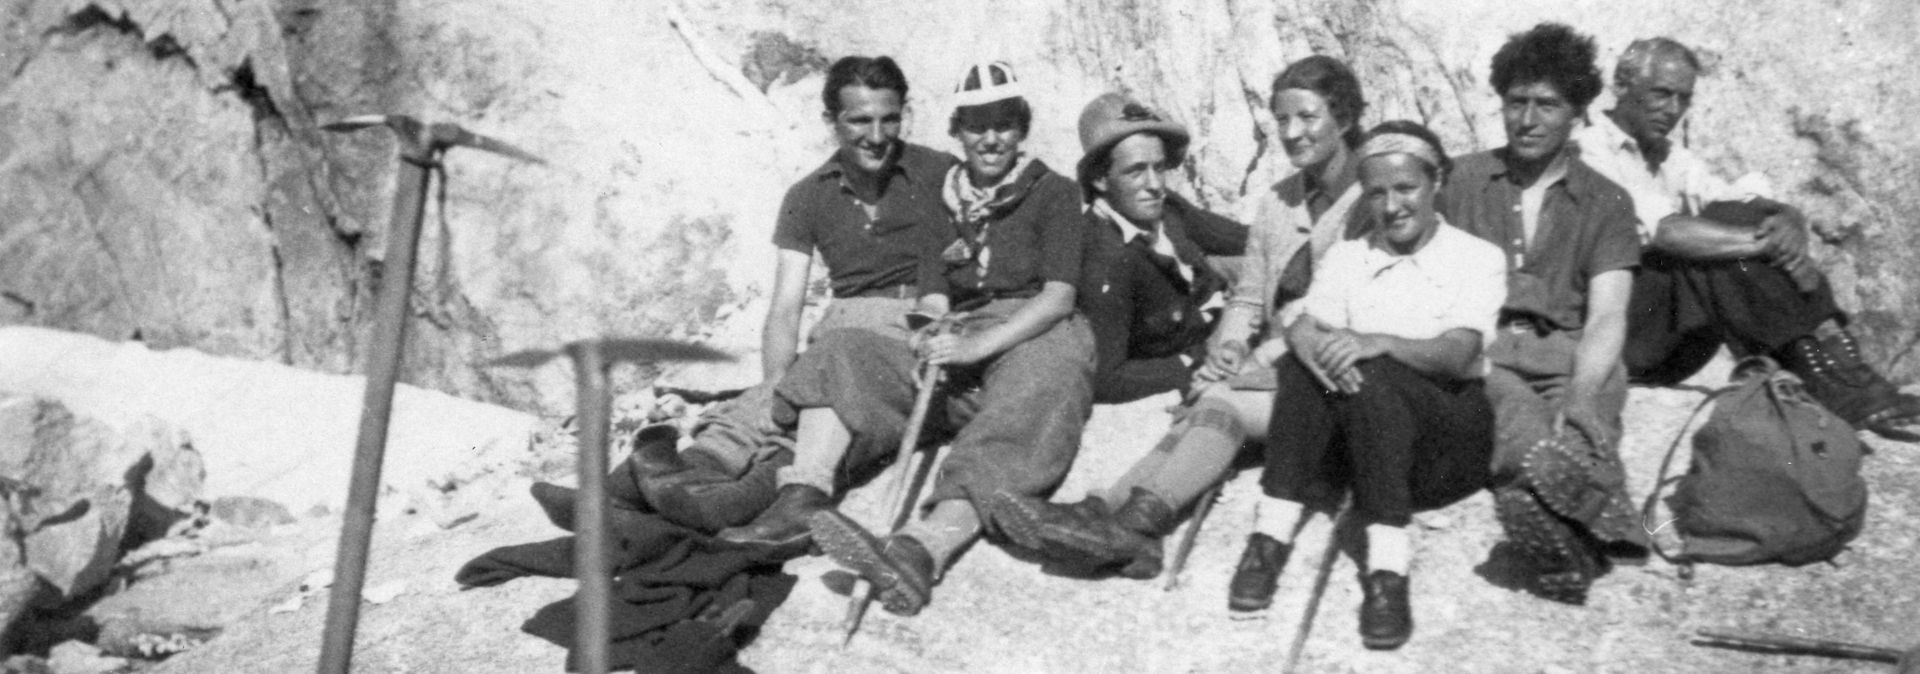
45, 640, 127, 674
0, 396, 198, 600
207, 496, 295, 529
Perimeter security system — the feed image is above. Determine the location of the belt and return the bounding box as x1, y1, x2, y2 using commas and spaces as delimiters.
953, 289, 1039, 312
840, 284, 918, 300
1499, 314, 1550, 336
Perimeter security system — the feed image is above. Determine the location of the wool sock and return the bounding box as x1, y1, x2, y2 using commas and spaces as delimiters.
774, 407, 850, 494
1254, 497, 1306, 544
1136, 399, 1244, 509
1366, 523, 1411, 575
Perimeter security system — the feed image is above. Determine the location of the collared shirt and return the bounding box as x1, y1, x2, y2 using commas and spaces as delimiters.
772, 142, 957, 298
920, 159, 1085, 308
1303, 156, 1360, 226
1233, 172, 1365, 333
1438, 149, 1641, 332
1571, 116, 1756, 242
1300, 220, 1508, 376
1095, 198, 1194, 284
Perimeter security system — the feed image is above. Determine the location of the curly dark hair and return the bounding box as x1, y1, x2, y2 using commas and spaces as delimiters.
822, 56, 909, 116
1489, 23, 1602, 109
1271, 55, 1368, 149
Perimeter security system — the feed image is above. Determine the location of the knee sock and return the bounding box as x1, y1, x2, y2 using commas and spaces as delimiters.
1136, 399, 1245, 510
1254, 497, 1306, 544
1366, 523, 1411, 575
774, 407, 849, 494
899, 499, 982, 574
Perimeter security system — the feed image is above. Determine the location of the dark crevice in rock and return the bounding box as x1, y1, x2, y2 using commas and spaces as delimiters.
1234, 72, 1270, 197
217, 60, 286, 129
2, 291, 35, 316
263, 214, 296, 365
51, 5, 198, 71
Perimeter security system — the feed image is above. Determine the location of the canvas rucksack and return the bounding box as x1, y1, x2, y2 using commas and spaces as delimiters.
1644, 357, 1869, 567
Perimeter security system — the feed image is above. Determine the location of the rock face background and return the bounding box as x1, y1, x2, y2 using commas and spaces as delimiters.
3, 0, 1917, 413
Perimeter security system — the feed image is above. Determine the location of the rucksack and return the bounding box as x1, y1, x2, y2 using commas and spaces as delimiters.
1643, 356, 1868, 567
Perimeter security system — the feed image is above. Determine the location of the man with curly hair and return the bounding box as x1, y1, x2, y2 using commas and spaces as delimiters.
1438, 22, 1648, 604
1575, 37, 1920, 439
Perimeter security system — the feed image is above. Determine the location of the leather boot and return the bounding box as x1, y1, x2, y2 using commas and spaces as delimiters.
989, 492, 1152, 575
715, 483, 828, 556
1493, 486, 1605, 605
639, 447, 789, 533
1777, 329, 1920, 441
1227, 533, 1292, 612
1109, 487, 1178, 580
809, 510, 936, 616
1359, 570, 1412, 650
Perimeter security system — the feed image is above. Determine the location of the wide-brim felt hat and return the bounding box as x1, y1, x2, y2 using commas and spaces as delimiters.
1075, 92, 1190, 181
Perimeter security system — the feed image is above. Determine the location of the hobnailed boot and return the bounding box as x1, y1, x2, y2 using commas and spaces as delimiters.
1109, 487, 1179, 580
989, 492, 1152, 575
715, 483, 829, 556
1358, 570, 1412, 650
1777, 329, 1920, 441
809, 510, 936, 616
1493, 486, 1605, 605
638, 447, 789, 533
1227, 533, 1293, 612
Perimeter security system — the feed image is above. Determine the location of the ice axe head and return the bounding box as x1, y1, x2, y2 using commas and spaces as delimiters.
321, 114, 546, 166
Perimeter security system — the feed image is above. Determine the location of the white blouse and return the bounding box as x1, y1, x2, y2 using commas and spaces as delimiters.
1297, 219, 1508, 377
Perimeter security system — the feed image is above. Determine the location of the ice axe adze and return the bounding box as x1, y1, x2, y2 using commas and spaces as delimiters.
485, 339, 733, 674
315, 116, 543, 674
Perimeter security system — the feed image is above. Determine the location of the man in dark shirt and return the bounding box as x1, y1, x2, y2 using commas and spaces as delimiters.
1437, 23, 1647, 605
1076, 94, 1248, 402
641, 56, 956, 540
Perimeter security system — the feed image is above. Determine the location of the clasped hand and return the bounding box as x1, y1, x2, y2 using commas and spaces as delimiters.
1756, 210, 1820, 292
1289, 317, 1380, 394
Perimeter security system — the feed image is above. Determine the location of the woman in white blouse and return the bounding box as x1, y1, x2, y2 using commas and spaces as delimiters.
1231, 120, 1508, 650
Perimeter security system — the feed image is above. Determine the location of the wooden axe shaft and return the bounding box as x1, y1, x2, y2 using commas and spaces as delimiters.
843, 362, 945, 647
1694, 630, 1904, 664
318, 154, 432, 674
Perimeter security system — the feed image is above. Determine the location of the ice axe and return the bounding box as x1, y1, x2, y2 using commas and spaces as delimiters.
1281, 502, 1351, 674
841, 311, 954, 647
1694, 629, 1920, 672
1161, 480, 1220, 591
485, 339, 733, 674
315, 115, 543, 674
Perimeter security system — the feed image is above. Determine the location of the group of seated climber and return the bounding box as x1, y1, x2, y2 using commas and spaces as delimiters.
623, 22, 1920, 651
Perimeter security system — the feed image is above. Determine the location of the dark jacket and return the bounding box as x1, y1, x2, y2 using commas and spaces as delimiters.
1080, 192, 1248, 403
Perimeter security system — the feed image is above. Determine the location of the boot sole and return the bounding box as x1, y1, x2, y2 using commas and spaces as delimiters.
1362, 630, 1411, 650
990, 492, 1142, 570
808, 511, 929, 616
1227, 593, 1274, 613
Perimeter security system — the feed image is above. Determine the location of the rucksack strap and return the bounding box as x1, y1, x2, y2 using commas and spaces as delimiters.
1638, 356, 1783, 567
1639, 394, 1714, 566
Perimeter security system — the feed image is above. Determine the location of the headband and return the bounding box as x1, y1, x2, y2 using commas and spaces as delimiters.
1358, 132, 1443, 173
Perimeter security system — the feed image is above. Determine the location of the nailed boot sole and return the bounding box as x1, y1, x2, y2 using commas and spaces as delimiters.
809, 511, 929, 616
990, 492, 1142, 570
